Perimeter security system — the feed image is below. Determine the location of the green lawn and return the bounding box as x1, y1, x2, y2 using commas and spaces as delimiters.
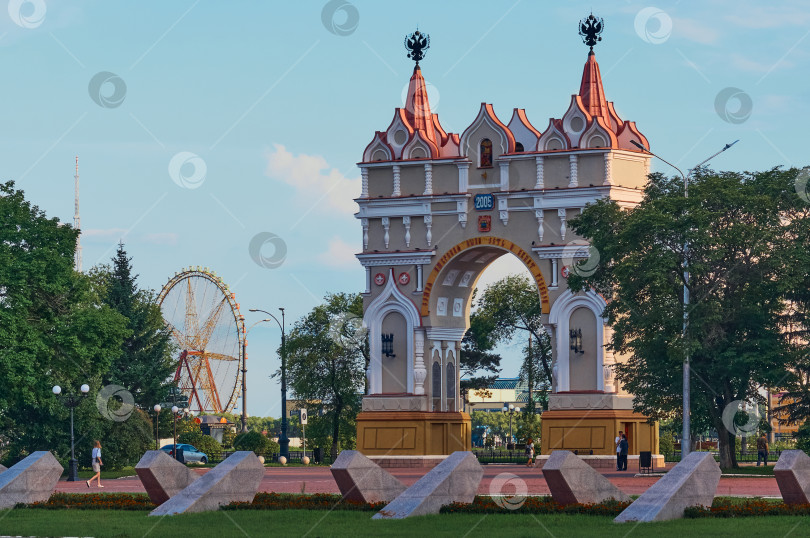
721, 465, 775, 475
71, 467, 137, 479
1, 509, 808, 537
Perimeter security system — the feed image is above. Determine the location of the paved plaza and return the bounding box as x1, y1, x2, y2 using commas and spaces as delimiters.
54, 464, 781, 498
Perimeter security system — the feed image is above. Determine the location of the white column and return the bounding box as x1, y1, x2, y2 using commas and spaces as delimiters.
499, 161, 509, 191
535, 156, 544, 189
544, 323, 557, 393
457, 162, 470, 192
403, 216, 411, 247
603, 152, 613, 186
423, 163, 433, 195
414, 329, 426, 395
568, 155, 578, 188
558, 208, 567, 241
361, 167, 369, 197
536, 209, 544, 242
361, 218, 369, 250
454, 341, 462, 412
551, 258, 559, 288
392, 165, 401, 197
364, 266, 371, 294
416, 264, 424, 292
440, 341, 448, 411
425, 215, 432, 246
382, 217, 390, 248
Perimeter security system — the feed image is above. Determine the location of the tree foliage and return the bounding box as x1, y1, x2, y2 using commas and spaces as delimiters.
282, 293, 366, 460
568, 167, 808, 468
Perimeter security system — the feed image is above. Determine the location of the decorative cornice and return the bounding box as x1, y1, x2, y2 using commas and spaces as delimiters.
532, 244, 591, 259
356, 251, 436, 267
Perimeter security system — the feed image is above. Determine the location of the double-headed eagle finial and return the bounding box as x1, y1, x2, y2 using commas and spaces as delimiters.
578, 13, 604, 52
405, 29, 430, 67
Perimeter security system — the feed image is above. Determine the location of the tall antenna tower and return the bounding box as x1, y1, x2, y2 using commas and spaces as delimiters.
74, 156, 82, 272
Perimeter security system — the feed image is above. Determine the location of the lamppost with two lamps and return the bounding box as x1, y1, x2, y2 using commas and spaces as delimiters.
249, 307, 289, 459
630, 138, 738, 458
502, 403, 520, 448
52, 383, 90, 482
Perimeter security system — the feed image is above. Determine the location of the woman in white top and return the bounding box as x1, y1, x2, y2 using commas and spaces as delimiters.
525, 438, 535, 467
87, 440, 103, 488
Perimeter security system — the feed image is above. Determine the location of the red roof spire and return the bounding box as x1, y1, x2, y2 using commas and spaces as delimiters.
404, 65, 436, 145
578, 51, 610, 124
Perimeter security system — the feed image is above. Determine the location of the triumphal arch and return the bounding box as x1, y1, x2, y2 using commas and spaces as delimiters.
355, 18, 659, 457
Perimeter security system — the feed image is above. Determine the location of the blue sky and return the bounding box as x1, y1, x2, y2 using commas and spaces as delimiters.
5, 0, 809, 417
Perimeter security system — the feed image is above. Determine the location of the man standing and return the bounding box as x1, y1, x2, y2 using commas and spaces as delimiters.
619, 433, 629, 471
757, 433, 769, 466
615, 430, 622, 471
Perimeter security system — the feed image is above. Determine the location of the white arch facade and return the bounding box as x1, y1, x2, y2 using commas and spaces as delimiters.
548, 289, 608, 393
363, 269, 423, 395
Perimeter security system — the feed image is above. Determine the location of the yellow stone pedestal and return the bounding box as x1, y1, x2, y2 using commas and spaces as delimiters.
356, 411, 471, 456
540, 409, 659, 456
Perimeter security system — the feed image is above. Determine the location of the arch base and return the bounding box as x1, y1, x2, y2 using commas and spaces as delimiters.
356, 411, 471, 456
540, 409, 659, 457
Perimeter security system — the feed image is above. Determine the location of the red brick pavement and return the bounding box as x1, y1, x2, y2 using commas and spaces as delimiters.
55, 464, 781, 498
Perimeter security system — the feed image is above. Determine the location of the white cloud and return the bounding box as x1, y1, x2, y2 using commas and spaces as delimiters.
730, 53, 794, 74
264, 144, 360, 216
317, 236, 359, 268
673, 18, 720, 45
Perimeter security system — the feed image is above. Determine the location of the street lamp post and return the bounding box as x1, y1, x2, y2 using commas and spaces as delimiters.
240, 318, 275, 434
153, 404, 161, 450
630, 139, 738, 459
249, 307, 289, 459
502, 404, 520, 448
171, 405, 179, 460
52, 383, 90, 481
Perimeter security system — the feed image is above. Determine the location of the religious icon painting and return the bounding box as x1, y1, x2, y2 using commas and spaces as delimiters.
478, 215, 491, 233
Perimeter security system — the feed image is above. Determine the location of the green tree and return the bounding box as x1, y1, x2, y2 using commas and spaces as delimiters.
234, 431, 279, 455
568, 167, 807, 468
283, 293, 366, 460
473, 274, 552, 414
470, 411, 510, 445
96, 243, 176, 408
0, 181, 128, 464
460, 289, 502, 407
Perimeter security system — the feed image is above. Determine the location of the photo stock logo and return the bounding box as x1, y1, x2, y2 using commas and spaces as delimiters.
168, 151, 207, 190
489, 472, 527, 510
96, 384, 135, 422
794, 167, 810, 204
249, 232, 287, 269
327, 312, 367, 349
88, 71, 127, 109
562, 240, 601, 278
634, 7, 672, 45
721, 399, 761, 437
714, 87, 753, 124
8, 0, 46, 29
321, 0, 359, 36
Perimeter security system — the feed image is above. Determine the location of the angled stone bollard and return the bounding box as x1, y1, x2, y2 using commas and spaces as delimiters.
614, 451, 720, 523
331, 450, 406, 504
774, 449, 810, 504
0, 451, 63, 508
373, 451, 483, 519
542, 450, 629, 505
135, 450, 200, 506
149, 451, 264, 516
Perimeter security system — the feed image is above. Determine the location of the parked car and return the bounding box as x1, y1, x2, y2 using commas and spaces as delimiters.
160, 443, 208, 464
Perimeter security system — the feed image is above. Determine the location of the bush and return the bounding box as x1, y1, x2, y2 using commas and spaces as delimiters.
659, 430, 675, 456
234, 431, 279, 455
194, 436, 222, 461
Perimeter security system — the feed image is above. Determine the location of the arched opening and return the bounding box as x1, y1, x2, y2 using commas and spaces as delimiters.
479, 138, 493, 168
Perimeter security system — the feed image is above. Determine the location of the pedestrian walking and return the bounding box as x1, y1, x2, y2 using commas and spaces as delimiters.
619, 433, 629, 471
86, 440, 103, 488
525, 438, 535, 467
756, 433, 769, 467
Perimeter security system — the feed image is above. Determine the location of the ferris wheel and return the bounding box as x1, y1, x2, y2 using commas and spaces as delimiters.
157, 267, 245, 414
